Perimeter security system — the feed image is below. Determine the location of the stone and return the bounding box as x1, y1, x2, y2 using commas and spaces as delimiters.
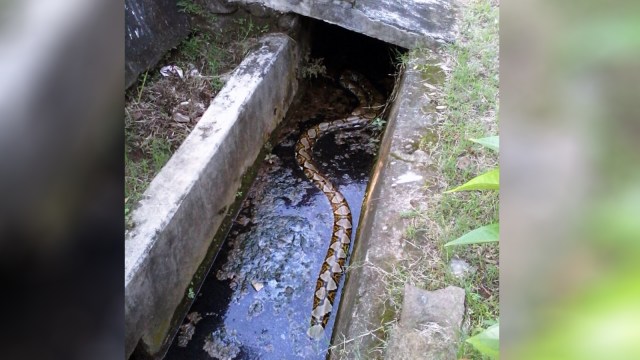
386, 284, 465, 360
206, 0, 239, 14
400, 285, 465, 330
387, 326, 454, 360
245, 2, 275, 18
277, 13, 298, 31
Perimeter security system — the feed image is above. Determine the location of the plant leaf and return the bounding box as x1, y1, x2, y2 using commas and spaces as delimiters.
444, 168, 499, 193
444, 223, 499, 246
466, 323, 500, 359
470, 136, 499, 152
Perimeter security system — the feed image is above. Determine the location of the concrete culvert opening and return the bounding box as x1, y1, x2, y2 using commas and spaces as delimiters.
135, 19, 407, 360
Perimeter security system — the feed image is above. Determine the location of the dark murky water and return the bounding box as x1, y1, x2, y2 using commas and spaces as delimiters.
164, 75, 383, 360
163, 20, 401, 360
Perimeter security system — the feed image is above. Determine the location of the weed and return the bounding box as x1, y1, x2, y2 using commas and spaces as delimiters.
391, 47, 410, 69
211, 78, 224, 92
150, 138, 172, 171
178, 0, 217, 30
300, 55, 327, 79
181, 35, 205, 63
231, 16, 269, 41
177, 0, 207, 17
399, 209, 422, 219
405, 225, 418, 240
136, 71, 148, 103
234, 17, 256, 42
369, 117, 386, 131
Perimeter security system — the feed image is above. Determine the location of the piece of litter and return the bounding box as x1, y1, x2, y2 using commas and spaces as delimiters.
160, 65, 184, 78
450, 258, 475, 278
251, 281, 264, 292
173, 112, 190, 123
422, 82, 437, 90
395, 172, 423, 184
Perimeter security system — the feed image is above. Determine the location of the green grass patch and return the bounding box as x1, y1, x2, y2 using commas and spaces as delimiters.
431, 0, 499, 358
125, 136, 173, 220
338, 1, 498, 356
398, 0, 500, 358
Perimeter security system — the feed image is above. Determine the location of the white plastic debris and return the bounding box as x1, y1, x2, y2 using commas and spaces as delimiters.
160, 65, 184, 79
173, 113, 190, 123
251, 281, 264, 292
395, 172, 423, 185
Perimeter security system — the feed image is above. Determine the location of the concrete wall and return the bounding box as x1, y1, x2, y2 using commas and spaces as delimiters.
125, 0, 191, 89
124, 34, 300, 358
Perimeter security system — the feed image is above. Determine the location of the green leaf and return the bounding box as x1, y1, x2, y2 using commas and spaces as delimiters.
444, 168, 499, 193
470, 136, 499, 152
444, 223, 499, 246
467, 323, 500, 359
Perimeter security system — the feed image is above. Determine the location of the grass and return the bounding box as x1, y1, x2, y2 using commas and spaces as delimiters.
338, 0, 499, 358
125, 5, 274, 228
425, 0, 499, 357
125, 136, 173, 218
233, 17, 269, 42
178, 0, 216, 23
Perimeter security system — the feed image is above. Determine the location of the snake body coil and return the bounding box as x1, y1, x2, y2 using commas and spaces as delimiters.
295, 71, 383, 339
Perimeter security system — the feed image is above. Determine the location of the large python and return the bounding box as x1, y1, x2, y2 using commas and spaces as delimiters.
295, 71, 384, 339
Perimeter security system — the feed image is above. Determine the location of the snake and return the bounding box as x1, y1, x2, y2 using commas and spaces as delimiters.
295, 71, 384, 339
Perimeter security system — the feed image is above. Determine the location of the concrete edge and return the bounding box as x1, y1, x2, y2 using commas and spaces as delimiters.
329, 67, 409, 352
124, 33, 300, 358
233, 0, 456, 49
330, 54, 443, 356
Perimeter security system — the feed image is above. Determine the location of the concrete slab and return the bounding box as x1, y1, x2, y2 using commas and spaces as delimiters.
124, 34, 300, 358
231, 0, 457, 49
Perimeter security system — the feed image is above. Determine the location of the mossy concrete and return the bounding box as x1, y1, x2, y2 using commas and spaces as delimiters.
330, 54, 464, 358
124, 34, 300, 358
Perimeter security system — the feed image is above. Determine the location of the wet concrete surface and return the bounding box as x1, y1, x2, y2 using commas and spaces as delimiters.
163, 72, 389, 359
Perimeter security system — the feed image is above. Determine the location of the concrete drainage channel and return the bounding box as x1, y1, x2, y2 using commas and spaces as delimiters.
126, 1, 460, 359
125, 34, 300, 357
